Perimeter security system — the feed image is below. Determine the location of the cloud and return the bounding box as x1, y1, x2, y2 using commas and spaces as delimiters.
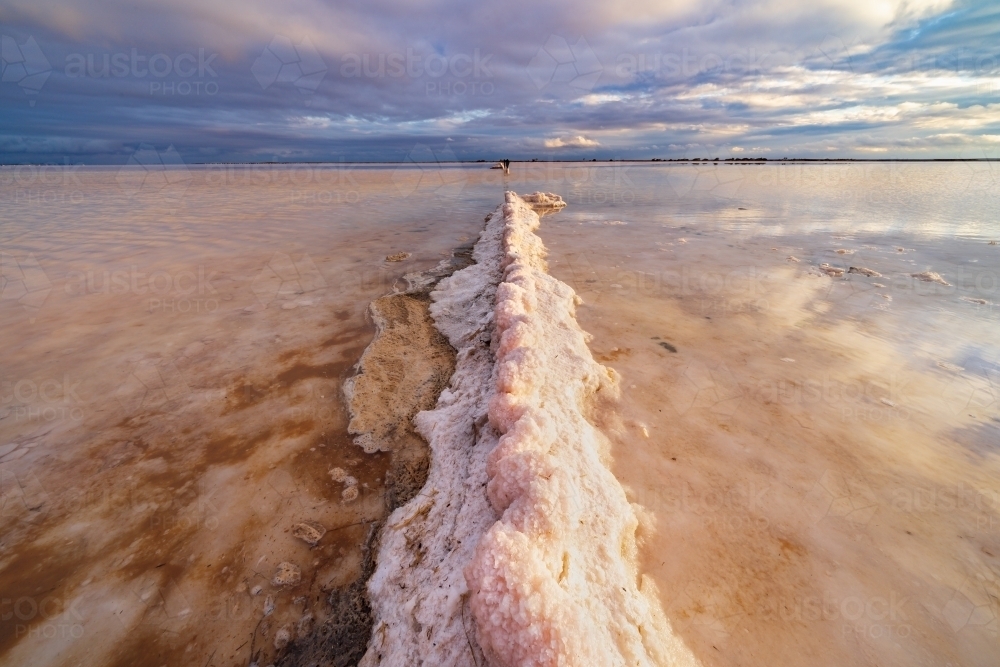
0, 0, 996, 162
543, 135, 600, 148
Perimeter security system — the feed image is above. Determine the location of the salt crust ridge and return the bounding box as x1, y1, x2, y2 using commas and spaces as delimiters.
361, 192, 699, 666
359, 199, 504, 666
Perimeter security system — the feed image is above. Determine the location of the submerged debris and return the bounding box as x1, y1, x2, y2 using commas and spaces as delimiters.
911, 271, 950, 285
519, 191, 567, 209
848, 266, 882, 277
274, 626, 292, 650
386, 252, 411, 262
819, 263, 844, 277
291, 522, 327, 547
272, 562, 302, 588
328, 467, 354, 483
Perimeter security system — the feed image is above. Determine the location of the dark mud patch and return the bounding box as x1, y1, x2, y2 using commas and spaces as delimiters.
276, 524, 378, 667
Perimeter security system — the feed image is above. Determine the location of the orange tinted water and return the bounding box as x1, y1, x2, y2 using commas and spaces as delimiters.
1, 162, 998, 666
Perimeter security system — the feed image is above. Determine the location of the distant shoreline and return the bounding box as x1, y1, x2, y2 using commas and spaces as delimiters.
2, 158, 997, 166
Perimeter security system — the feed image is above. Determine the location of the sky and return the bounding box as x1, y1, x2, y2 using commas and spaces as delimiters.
0, 0, 998, 163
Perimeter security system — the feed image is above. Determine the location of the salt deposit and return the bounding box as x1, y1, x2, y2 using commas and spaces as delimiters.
466, 193, 698, 667
360, 195, 506, 667
519, 192, 567, 209
360, 192, 698, 667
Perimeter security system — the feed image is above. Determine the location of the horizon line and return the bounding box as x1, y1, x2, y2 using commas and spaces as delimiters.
2, 157, 999, 167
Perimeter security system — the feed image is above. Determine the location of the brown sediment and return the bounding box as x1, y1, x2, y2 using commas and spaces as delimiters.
345, 293, 455, 455
0, 169, 498, 667
345, 291, 457, 510
0, 323, 382, 667
276, 249, 474, 666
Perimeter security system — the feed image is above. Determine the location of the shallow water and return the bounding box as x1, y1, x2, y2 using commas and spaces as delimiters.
533, 162, 1000, 667
0, 165, 495, 666
1, 162, 998, 666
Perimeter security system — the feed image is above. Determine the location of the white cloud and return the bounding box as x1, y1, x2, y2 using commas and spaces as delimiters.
543, 135, 600, 148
